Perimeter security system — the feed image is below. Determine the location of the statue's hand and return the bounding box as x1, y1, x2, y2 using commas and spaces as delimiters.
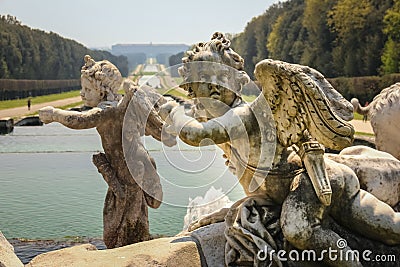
159, 101, 180, 123
187, 207, 230, 232
39, 106, 55, 124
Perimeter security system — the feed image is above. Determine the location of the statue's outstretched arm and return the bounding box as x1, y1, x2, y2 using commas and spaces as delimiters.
163, 105, 231, 146
39, 106, 106, 129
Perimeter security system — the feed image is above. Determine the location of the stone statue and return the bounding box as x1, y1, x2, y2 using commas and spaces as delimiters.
351, 82, 400, 160
160, 33, 400, 266
39, 55, 174, 248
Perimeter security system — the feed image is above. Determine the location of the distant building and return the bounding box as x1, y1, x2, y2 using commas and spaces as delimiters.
111, 43, 190, 70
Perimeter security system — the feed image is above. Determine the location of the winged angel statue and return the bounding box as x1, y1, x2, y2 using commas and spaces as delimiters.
160, 32, 400, 266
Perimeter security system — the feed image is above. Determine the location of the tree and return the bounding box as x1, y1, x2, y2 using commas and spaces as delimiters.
0, 15, 128, 79
301, 0, 336, 77
231, 0, 397, 78
231, 3, 285, 78
267, 0, 306, 64
381, 0, 400, 74
232, 18, 258, 77
168, 52, 185, 77
327, 0, 375, 76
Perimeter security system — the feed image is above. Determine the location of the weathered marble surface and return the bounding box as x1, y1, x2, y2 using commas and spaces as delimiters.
327, 145, 400, 208
188, 222, 226, 267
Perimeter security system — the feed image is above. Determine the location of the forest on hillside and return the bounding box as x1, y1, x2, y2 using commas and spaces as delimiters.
0, 15, 129, 79
231, 0, 400, 79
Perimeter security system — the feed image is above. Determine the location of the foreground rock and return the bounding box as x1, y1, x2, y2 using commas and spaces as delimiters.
26, 237, 201, 267
0, 231, 24, 267
24, 223, 226, 267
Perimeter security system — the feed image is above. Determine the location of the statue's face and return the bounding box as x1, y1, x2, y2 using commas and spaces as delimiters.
187, 61, 240, 118
80, 78, 104, 107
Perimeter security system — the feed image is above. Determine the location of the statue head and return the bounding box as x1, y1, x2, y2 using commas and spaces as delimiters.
80, 55, 123, 107
178, 32, 250, 114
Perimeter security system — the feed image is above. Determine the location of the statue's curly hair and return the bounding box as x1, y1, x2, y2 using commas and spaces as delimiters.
81, 55, 122, 102
181, 32, 244, 70
178, 32, 249, 97
370, 82, 400, 118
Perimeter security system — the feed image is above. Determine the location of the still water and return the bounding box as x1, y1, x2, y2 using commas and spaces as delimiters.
0, 123, 244, 241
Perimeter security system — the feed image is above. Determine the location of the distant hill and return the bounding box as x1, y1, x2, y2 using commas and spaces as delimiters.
0, 15, 129, 79
231, 0, 400, 79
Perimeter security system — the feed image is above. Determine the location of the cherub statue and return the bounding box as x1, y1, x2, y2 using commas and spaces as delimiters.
39, 55, 174, 248
160, 33, 400, 266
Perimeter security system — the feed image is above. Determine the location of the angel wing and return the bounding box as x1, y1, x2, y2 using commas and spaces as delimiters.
254, 59, 354, 151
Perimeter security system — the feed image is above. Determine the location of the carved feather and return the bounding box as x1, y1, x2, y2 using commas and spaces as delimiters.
254, 59, 354, 150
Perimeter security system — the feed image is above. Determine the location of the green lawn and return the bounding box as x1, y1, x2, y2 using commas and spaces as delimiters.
353, 112, 364, 120
57, 101, 84, 110
0, 90, 81, 110
3, 90, 366, 122
355, 131, 374, 137
167, 89, 187, 98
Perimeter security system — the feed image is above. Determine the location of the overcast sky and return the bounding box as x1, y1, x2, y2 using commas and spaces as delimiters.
1, 0, 281, 48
